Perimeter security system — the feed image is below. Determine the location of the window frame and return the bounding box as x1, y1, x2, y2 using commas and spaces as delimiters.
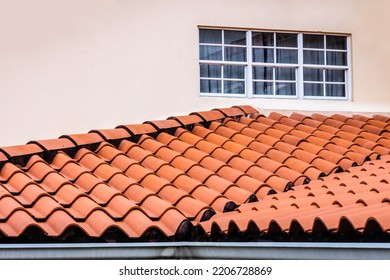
198, 27, 351, 101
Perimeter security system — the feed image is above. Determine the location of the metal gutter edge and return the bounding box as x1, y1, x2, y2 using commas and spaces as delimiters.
1, 242, 390, 260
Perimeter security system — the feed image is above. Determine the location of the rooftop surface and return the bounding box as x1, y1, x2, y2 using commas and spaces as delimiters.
0, 105, 389, 243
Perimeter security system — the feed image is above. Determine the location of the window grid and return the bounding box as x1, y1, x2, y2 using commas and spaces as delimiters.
301, 34, 349, 99
251, 31, 299, 97
199, 29, 248, 96
199, 28, 350, 100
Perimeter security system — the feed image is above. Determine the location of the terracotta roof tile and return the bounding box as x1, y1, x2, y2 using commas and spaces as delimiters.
174, 196, 212, 221
0, 162, 23, 182
302, 118, 323, 128
230, 105, 257, 115
90, 128, 131, 142
29, 138, 76, 152
141, 156, 169, 172
183, 147, 209, 163
331, 113, 350, 122
137, 195, 176, 219
199, 156, 227, 172
373, 114, 390, 123
117, 123, 157, 136
290, 112, 310, 122
60, 133, 104, 147
0, 210, 39, 237
362, 119, 386, 129
168, 115, 204, 126
190, 110, 225, 122
295, 123, 317, 134
38, 172, 68, 193
362, 124, 386, 135
144, 119, 182, 130
3, 173, 34, 194
156, 165, 184, 182
254, 115, 278, 126
311, 113, 330, 122
0, 144, 44, 159
213, 107, 245, 118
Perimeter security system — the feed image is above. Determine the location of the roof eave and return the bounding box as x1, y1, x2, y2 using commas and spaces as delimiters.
1, 242, 390, 260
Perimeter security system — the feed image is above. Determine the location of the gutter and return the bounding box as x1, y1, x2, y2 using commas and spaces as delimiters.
1, 242, 390, 259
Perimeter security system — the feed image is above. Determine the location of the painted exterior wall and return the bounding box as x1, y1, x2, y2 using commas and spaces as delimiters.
1, 0, 389, 146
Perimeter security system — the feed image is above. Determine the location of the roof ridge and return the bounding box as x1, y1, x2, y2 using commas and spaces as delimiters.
0, 105, 258, 167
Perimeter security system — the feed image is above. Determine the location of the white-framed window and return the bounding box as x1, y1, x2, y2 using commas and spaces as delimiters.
199, 28, 351, 100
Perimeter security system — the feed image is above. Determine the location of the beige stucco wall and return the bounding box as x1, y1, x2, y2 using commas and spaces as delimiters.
0, 0, 390, 146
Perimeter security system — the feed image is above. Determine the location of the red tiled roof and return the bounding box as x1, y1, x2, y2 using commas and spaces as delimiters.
0, 106, 390, 242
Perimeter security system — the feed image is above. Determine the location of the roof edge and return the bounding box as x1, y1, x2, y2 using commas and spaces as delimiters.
1, 242, 390, 260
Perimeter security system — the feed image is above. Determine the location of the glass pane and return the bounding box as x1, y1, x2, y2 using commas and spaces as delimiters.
304, 83, 324, 96
224, 46, 247, 62
199, 46, 222, 60
303, 50, 325, 65
253, 82, 273, 95
303, 34, 324, 49
199, 29, 222, 44
326, 35, 347, 50
252, 32, 274, 46
200, 64, 221, 78
253, 66, 273, 80
275, 82, 296, 96
326, 51, 347, 65
224, 30, 246, 45
200, 79, 221, 93
223, 65, 245, 79
326, 69, 345, 82
276, 68, 296, 81
253, 48, 274, 63
224, 80, 245, 94
326, 84, 346, 97
276, 49, 298, 64
303, 68, 323, 81
276, 33, 297, 47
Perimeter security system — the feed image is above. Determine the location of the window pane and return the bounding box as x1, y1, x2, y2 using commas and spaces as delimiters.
223, 65, 245, 79
199, 29, 222, 44
303, 68, 323, 81
276, 33, 297, 47
326, 84, 346, 97
276, 49, 298, 64
199, 46, 222, 60
253, 66, 273, 80
253, 48, 274, 63
224, 80, 245, 94
304, 83, 324, 96
326, 35, 347, 50
200, 79, 221, 93
224, 46, 247, 61
303, 34, 324, 49
326, 51, 347, 66
252, 32, 274, 46
303, 50, 325, 64
253, 82, 273, 95
276, 68, 296, 81
200, 64, 221, 78
275, 82, 296, 95
224, 30, 246, 45
326, 69, 345, 82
